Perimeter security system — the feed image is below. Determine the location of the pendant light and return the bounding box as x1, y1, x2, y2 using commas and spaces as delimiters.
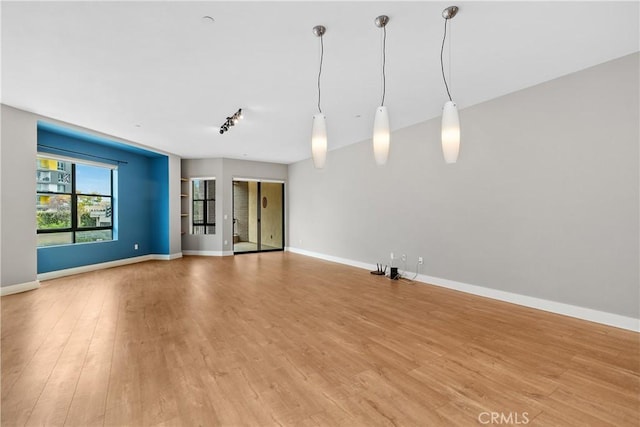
440, 6, 460, 164
311, 25, 327, 169
373, 15, 390, 165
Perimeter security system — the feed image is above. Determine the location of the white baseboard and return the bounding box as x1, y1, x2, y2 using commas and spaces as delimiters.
155, 252, 183, 261
414, 273, 639, 333
182, 250, 233, 257
286, 247, 374, 270
1, 280, 41, 296
37, 253, 179, 281
286, 247, 639, 332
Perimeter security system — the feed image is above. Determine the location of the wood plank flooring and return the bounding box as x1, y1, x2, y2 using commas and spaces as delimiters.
2, 252, 639, 426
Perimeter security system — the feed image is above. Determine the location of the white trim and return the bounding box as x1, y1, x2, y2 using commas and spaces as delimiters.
152, 253, 183, 261
286, 247, 639, 332
1, 281, 40, 296
414, 273, 640, 333
37, 153, 118, 169
37, 254, 177, 281
233, 177, 286, 184
36, 119, 175, 158
286, 247, 374, 271
182, 250, 233, 257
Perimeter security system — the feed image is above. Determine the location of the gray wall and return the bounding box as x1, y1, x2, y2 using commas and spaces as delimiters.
1, 105, 38, 286
168, 155, 182, 256
181, 158, 288, 253
288, 53, 639, 318
0, 105, 182, 287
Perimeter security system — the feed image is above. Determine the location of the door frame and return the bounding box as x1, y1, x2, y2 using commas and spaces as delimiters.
232, 178, 285, 254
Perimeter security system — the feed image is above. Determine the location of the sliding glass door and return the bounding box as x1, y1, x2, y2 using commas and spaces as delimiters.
232, 180, 284, 254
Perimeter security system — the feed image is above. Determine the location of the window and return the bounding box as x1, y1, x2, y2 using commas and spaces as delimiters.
192, 179, 215, 234
37, 171, 51, 183
36, 155, 114, 247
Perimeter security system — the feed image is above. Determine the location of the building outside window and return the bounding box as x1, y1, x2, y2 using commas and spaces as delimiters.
36, 155, 115, 247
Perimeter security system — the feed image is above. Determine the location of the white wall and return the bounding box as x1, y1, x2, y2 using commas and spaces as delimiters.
288, 53, 639, 319
181, 158, 288, 254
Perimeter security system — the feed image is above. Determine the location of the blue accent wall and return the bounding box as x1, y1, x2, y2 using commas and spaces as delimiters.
37, 123, 170, 273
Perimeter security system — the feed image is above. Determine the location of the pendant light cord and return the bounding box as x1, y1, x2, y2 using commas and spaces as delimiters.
317, 35, 324, 114
381, 25, 386, 106
440, 18, 453, 102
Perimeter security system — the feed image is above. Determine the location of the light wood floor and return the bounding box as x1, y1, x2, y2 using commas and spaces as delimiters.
2, 253, 638, 426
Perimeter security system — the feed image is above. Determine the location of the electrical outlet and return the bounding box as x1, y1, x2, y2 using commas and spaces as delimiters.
134, 243, 139, 250
401, 254, 407, 262
418, 257, 424, 265
390, 252, 394, 260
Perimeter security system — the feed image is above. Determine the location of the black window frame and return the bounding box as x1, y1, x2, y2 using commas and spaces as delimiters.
192, 179, 216, 235
36, 158, 114, 245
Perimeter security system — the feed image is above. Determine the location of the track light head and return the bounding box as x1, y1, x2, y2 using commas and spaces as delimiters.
217, 108, 244, 135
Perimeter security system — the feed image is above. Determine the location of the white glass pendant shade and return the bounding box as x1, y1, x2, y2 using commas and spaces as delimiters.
373, 106, 390, 165
311, 114, 327, 169
441, 100, 460, 164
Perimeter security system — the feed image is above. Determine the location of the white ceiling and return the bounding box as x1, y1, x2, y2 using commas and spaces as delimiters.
2, 1, 638, 163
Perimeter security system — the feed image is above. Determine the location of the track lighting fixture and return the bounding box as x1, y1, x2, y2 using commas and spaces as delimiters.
440, 6, 461, 164
311, 25, 328, 169
219, 108, 243, 135
373, 15, 390, 166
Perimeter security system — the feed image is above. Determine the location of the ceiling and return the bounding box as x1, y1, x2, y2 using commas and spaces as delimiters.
2, 1, 638, 164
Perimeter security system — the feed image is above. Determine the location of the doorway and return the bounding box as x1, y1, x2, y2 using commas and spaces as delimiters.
232, 180, 284, 254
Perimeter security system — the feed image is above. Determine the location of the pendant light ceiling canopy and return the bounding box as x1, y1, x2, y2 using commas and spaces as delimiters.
442, 5, 458, 20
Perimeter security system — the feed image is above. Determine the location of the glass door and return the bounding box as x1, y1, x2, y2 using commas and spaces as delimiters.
259, 182, 284, 251
233, 180, 284, 254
